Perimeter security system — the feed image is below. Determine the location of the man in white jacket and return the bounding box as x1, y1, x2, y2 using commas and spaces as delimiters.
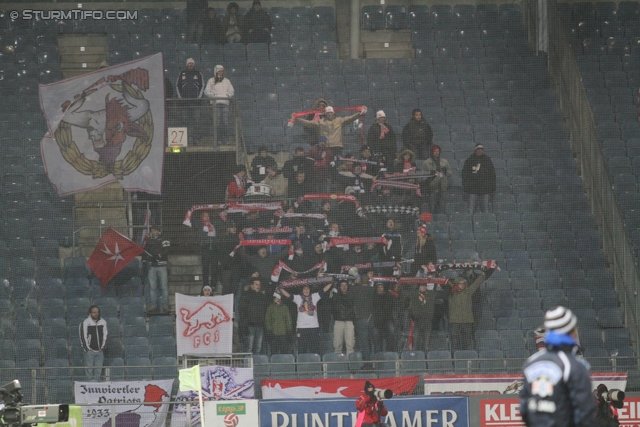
205, 65, 235, 144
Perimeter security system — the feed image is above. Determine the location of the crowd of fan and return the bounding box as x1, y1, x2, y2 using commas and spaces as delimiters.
189, 104, 498, 366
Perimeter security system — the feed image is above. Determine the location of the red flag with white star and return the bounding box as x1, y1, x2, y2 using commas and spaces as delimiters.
87, 227, 145, 289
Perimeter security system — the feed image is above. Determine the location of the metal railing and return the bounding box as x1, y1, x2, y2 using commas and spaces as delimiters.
6, 354, 636, 405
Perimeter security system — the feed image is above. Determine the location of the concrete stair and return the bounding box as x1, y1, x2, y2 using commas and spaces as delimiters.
58, 34, 108, 77
361, 30, 413, 59
168, 254, 204, 300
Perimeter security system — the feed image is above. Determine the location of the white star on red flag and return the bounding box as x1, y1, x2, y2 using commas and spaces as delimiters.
101, 242, 125, 266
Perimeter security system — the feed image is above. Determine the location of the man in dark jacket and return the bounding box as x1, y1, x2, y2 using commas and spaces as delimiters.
243, 0, 272, 44
402, 109, 433, 160
366, 110, 397, 167
461, 143, 496, 214
328, 280, 356, 354
144, 226, 170, 313
520, 306, 597, 427
186, 0, 208, 43
250, 146, 278, 183
238, 278, 269, 354
216, 221, 241, 295
193, 212, 218, 291
176, 58, 204, 99
350, 273, 376, 363
283, 147, 315, 190
407, 282, 436, 353
372, 283, 397, 353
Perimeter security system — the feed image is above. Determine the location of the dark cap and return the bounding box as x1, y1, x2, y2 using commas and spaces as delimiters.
360, 145, 371, 152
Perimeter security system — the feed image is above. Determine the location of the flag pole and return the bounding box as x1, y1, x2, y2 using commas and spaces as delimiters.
198, 387, 205, 427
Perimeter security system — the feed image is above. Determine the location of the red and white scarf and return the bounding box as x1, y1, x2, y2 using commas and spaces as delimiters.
271, 259, 327, 282
242, 226, 293, 235
140, 208, 152, 247
202, 214, 215, 237
183, 204, 228, 226
379, 123, 389, 139
279, 275, 334, 290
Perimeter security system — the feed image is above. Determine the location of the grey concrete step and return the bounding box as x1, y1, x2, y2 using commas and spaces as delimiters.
361, 29, 412, 44
58, 34, 108, 48
364, 48, 414, 59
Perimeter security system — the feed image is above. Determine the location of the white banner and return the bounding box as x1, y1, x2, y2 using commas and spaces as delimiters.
171, 366, 255, 427
40, 53, 166, 196
175, 293, 234, 356
74, 379, 173, 427
204, 400, 259, 427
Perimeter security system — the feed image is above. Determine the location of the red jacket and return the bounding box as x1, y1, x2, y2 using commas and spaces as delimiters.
307, 145, 333, 181
226, 175, 247, 199
356, 394, 388, 424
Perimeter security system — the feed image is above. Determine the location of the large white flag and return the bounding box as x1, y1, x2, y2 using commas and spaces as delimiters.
175, 293, 234, 356
40, 53, 165, 196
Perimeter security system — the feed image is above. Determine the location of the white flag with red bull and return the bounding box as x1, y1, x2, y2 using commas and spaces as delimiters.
39, 53, 165, 196
175, 293, 234, 356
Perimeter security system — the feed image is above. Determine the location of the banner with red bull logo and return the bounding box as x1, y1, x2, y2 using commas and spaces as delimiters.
171, 366, 255, 427
175, 293, 234, 356
40, 53, 166, 196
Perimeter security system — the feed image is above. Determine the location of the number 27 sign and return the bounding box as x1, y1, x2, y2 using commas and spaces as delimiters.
168, 127, 188, 147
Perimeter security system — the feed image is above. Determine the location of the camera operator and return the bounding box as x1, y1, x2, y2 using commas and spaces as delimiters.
520, 306, 597, 427
595, 384, 625, 427
356, 381, 388, 427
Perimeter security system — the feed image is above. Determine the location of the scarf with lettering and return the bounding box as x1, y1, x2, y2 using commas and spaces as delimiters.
327, 236, 390, 250
241, 226, 293, 235
279, 276, 334, 292
420, 260, 500, 274
229, 238, 293, 258
295, 193, 362, 214
382, 171, 435, 180
370, 180, 421, 196
183, 204, 228, 226
271, 259, 327, 282
219, 201, 283, 221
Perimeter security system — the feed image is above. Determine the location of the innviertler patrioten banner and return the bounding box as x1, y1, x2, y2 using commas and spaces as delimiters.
74, 379, 173, 427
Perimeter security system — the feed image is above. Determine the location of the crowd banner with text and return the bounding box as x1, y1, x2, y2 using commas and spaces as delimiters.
175, 293, 234, 356
203, 400, 259, 427
171, 365, 255, 427
261, 376, 419, 400
259, 395, 469, 427
74, 380, 173, 427
424, 372, 627, 395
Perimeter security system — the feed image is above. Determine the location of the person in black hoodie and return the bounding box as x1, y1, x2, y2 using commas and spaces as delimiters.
372, 283, 397, 353
238, 278, 269, 354
144, 226, 171, 313
462, 143, 496, 214
216, 221, 241, 295
202, 7, 224, 44
401, 109, 433, 160
243, 0, 272, 44
367, 110, 397, 167
283, 147, 315, 189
